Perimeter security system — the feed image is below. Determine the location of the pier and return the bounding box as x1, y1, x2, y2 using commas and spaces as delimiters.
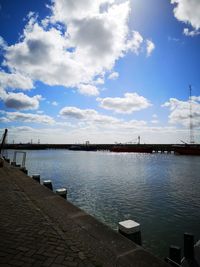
0, 161, 169, 267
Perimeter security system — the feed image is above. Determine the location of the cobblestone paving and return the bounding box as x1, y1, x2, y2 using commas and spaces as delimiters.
0, 166, 102, 267
0, 163, 170, 267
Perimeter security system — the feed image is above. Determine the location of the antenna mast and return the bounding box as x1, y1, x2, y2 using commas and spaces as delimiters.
189, 85, 195, 144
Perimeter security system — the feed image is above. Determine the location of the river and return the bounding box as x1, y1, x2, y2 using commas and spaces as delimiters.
8, 149, 200, 259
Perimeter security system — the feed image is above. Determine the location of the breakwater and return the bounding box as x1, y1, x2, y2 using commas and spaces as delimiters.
5, 143, 179, 152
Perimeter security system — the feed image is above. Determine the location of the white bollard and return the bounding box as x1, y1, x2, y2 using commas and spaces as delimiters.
56, 188, 67, 199
118, 219, 142, 245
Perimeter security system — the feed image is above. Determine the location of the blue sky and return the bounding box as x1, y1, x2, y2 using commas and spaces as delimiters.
0, 0, 200, 144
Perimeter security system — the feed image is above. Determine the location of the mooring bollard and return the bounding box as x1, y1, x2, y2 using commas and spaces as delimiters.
56, 188, 67, 199
15, 164, 21, 168
169, 245, 181, 265
20, 167, 28, 175
118, 219, 142, 245
184, 233, 194, 259
32, 174, 40, 183
43, 180, 53, 190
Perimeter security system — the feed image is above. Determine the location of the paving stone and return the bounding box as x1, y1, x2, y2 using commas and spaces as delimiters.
78, 252, 86, 260
54, 255, 65, 264
42, 257, 54, 266
0, 163, 169, 267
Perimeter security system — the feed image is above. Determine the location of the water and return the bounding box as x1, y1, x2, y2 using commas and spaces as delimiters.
8, 149, 200, 258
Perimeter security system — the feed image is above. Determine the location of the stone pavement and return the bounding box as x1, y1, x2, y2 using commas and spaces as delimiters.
0, 162, 169, 267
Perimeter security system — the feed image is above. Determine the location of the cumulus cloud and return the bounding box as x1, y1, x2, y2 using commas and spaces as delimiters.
1, 0, 154, 94
3, 93, 42, 110
59, 106, 147, 130
125, 31, 143, 54
60, 106, 118, 124
97, 92, 152, 114
146, 40, 155, 57
0, 72, 34, 90
3, 1, 130, 88
171, 0, 200, 31
77, 84, 99, 96
2, 111, 54, 124
108, 71, 119, 80
162, 97, 200, 127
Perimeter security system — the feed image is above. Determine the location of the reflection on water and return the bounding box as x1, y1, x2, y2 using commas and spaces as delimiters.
8, 150, 200, 258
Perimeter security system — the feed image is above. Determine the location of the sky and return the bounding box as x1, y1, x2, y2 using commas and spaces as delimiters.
0, 0, 200, 144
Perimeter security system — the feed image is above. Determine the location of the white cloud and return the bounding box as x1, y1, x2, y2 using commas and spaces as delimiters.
108, 71, 119, 80
0, 87, 7, 99
171, 0, 200, 30
77, 84, 99, 96
2, 111, 54, 124
94, 77, 105, 85
52, 101, 58, 106
3, 1, 130, 89
97, 92, 152, 114
2, 0, 154, 94
60, 106, 118, 124
60, 106, 89, 119
0, 72, 34, 90
49, 0, 116, 24
37, 110, 44, 114
0, 36, 7, 50
168, 36, 180, 42
0, 117, 9, 123
162, 97, 200, 127
151, 120, 159, 124
3, 93, 42, 110
146, 40, 155, 57
125, 31, 143, 54
59, 106, 148, 133
183, 28, 200, 37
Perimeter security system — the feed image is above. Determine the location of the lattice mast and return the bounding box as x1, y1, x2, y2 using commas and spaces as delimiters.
189, 85, 195, 144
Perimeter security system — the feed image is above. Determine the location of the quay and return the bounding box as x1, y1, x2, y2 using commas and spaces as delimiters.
0, 161, 169, 267
5, 143, 200, 154
4, 143, 180, 152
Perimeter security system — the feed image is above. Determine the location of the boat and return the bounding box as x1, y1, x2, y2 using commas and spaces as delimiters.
174, 144, 200, 155
68, 145, 97, 151
109, 136, 153, 153
110, 144, 153, 153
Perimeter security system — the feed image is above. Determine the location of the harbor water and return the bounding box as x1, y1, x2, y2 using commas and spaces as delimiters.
8, 149, 200, 258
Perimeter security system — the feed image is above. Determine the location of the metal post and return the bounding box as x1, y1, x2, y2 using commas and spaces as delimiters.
169, 245, 181, 265
20, 168, 28, 175
184, 233, 194, 259
32, 174, 40, 183
43, 180, 53, 190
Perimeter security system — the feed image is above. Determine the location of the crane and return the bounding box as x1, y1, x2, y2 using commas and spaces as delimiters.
189, 85, 195, 144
